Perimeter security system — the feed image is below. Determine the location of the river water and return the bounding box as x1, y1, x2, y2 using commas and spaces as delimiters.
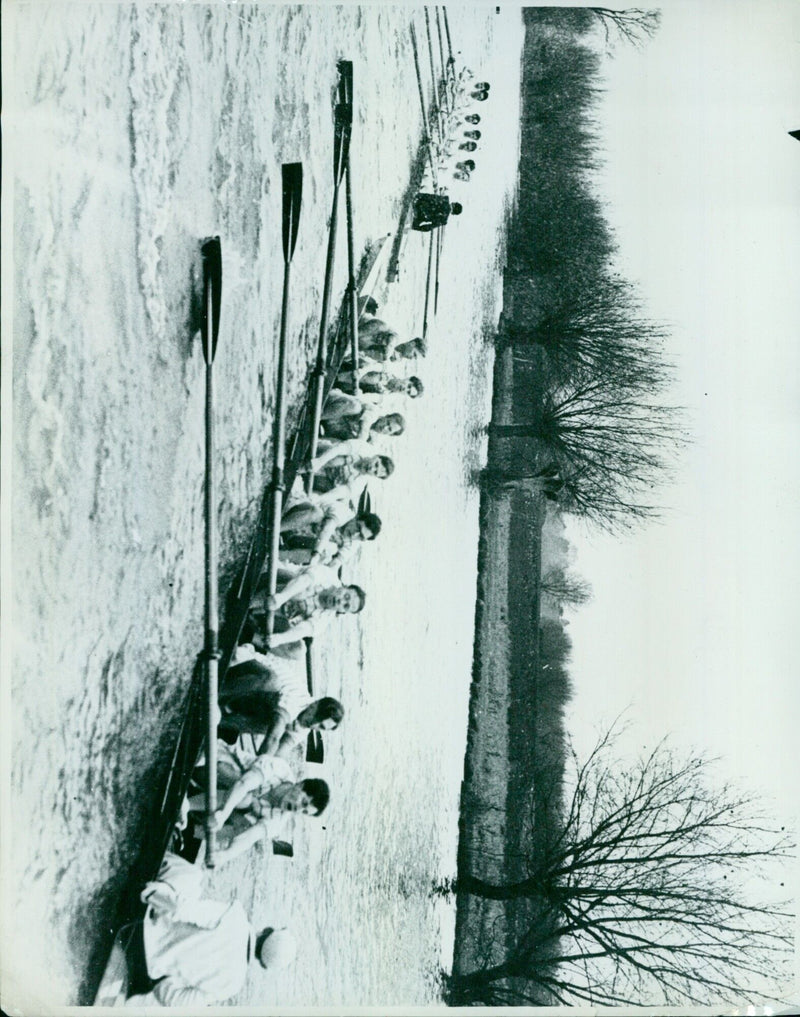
4, 3, 523, 1008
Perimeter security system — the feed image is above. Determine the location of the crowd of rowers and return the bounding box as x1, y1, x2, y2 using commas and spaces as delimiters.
175, 299, 426, 867
410, 79, 491, 231
193, 84, 495, 858
121, 73, 490, 1010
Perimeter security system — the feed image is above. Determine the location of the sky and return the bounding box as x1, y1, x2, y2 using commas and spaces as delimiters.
562, 0, 800, 866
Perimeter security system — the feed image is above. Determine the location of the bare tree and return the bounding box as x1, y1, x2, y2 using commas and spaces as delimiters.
542, 372, 683, 530
447, 726, 795, 1006
540, 567, 592, 607
505, 274, 674, 391
490, 371, 683, 532
590, 8, 662, 48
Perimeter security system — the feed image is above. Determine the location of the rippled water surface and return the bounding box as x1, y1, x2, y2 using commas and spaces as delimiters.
6, 3, 523, 1006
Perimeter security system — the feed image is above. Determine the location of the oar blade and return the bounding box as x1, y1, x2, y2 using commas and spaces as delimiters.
306, 730, 324, 764
357, 484, 372, 517
337, 59, 353, 106
333, 101, 352, 184
304, 636, 315, 694
333, 62, 353, 184
201, 237, 222, 364
282, 163, 303, 263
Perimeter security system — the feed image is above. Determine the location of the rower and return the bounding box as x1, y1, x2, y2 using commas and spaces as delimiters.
299, 440, 395, 503
248, 560, 366, 650
411, 192, 462, 232
393, 338, 426, 360
216, 641, 345, 751
320, 390, 407, 442
279, 498, 383, 564
454, 159, 475, 182
357, 315, 402, 360
338, 366, 424, 399
205, 759, 330, 866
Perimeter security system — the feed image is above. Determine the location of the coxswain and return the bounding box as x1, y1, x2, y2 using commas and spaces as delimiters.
411, 192, 463, 232
124, 853, 296, 1007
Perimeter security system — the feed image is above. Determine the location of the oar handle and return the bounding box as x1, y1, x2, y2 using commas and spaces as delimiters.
204, 650, 220, 867
443, 7, 455, 67
434, 226, 443, 315
204, 369, 218, 861
274, 262, 292, 470
316, 187, 342, 363
423, 9, 444, 145
264, 484, 285, 646
303, 638, 323, 763
305, 373, 326, 493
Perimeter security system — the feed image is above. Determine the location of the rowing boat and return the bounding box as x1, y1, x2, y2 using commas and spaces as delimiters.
92, 231, 392, 1007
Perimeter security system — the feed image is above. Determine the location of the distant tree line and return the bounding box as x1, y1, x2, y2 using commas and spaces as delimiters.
508, 616, 576, 787
493, 8, 682, 534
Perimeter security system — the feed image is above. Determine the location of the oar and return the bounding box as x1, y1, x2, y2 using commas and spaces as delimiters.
422, 230, 435, 339
424, 9, 444, 145
340, 62, 361, 398
158, 671, 200, 819
304, 637, 324, 764
442, 7, 457, 106
200, 236, 222, 868
410, 24, 438, 186
357, 484, 372, 517
265, 163, 303, 645
443, 7, 456, 78
435, 9, 450, 114
306, 65, 353, 493
434, 224, 444, 315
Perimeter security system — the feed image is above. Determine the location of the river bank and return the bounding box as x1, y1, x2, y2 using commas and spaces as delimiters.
451, 342, 548, 982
